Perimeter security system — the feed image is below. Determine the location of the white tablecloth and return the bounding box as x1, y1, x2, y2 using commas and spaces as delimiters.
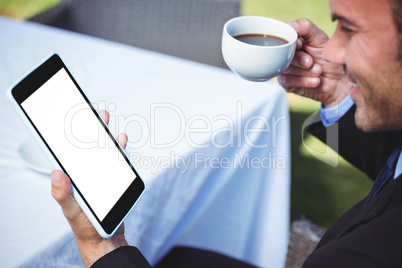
0, 16, 290, 268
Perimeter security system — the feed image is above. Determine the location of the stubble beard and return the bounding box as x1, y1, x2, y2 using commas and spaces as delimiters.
354, 63, 402, 132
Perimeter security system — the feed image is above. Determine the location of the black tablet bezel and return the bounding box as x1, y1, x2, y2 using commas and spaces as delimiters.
12, 54, 145, 235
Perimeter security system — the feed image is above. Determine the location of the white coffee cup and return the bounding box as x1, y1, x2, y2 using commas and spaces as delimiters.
222, 16, 297, 82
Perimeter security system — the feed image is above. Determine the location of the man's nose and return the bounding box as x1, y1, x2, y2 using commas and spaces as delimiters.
323, 27, 346, 66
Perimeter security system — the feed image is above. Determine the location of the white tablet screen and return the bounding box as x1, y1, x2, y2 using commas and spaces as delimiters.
21, 68, 136, 221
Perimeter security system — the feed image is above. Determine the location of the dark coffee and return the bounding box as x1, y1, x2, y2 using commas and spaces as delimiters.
233, 33, 288, 47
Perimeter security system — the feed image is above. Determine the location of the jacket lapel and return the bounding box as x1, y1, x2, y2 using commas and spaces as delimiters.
333, 176, 401, 240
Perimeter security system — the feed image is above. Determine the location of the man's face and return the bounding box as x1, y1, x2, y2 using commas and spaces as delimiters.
324, 0, 402, 131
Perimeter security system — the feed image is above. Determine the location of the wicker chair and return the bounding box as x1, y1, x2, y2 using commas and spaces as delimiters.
29, 0, 240, 68
285, 219, 326, 268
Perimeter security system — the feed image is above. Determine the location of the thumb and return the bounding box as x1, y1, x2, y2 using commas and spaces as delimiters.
51, 170, 81, 219
288, 18, 329, 48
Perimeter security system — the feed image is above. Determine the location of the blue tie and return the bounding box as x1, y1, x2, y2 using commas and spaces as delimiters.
363, 144, 402, 208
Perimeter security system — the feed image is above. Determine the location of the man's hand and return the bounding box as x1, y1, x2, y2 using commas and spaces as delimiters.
50, 110, 129, 267
278, 19, 352, 107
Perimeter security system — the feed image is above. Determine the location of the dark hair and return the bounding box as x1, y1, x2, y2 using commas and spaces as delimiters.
391, 0, 402, 61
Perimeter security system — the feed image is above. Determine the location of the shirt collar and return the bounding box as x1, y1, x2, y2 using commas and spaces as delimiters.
394, 149, 402, 179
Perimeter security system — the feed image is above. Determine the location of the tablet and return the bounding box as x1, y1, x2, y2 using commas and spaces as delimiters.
7, 54, 145, 238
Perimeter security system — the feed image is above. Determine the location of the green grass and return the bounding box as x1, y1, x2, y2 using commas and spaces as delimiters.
290, 113, 372, 228
0, 0, 373, 229
241, 0, 336, 36
0, 0, 58, 19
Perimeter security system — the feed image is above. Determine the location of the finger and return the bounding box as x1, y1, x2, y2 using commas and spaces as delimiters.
292, 51, 315, 70
99, 110, 110, 125
117, 133, 128, 150
296, 38, 303, 50
51, 170, 82, 219
278, 74, 321, 89
287, 19, 329, 47
282, 63, 322, 77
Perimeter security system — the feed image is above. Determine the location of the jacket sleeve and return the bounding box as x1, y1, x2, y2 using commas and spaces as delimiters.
90, 246, 151, 268
306, 105, 402, 181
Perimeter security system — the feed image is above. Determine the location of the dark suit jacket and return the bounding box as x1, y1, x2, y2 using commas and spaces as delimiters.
91, 246, 151, 268
91, 245, 256, 268
92, 105, 402, 267
303, 105, 402, 267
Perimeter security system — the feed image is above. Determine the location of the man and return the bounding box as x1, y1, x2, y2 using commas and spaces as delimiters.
50, 0, 402, 266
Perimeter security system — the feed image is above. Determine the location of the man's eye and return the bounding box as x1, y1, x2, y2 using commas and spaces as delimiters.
339, 23, 354, 34
341, 26, 353, 33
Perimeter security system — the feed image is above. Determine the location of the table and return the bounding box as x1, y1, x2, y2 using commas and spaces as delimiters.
0, 16, 290, 268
